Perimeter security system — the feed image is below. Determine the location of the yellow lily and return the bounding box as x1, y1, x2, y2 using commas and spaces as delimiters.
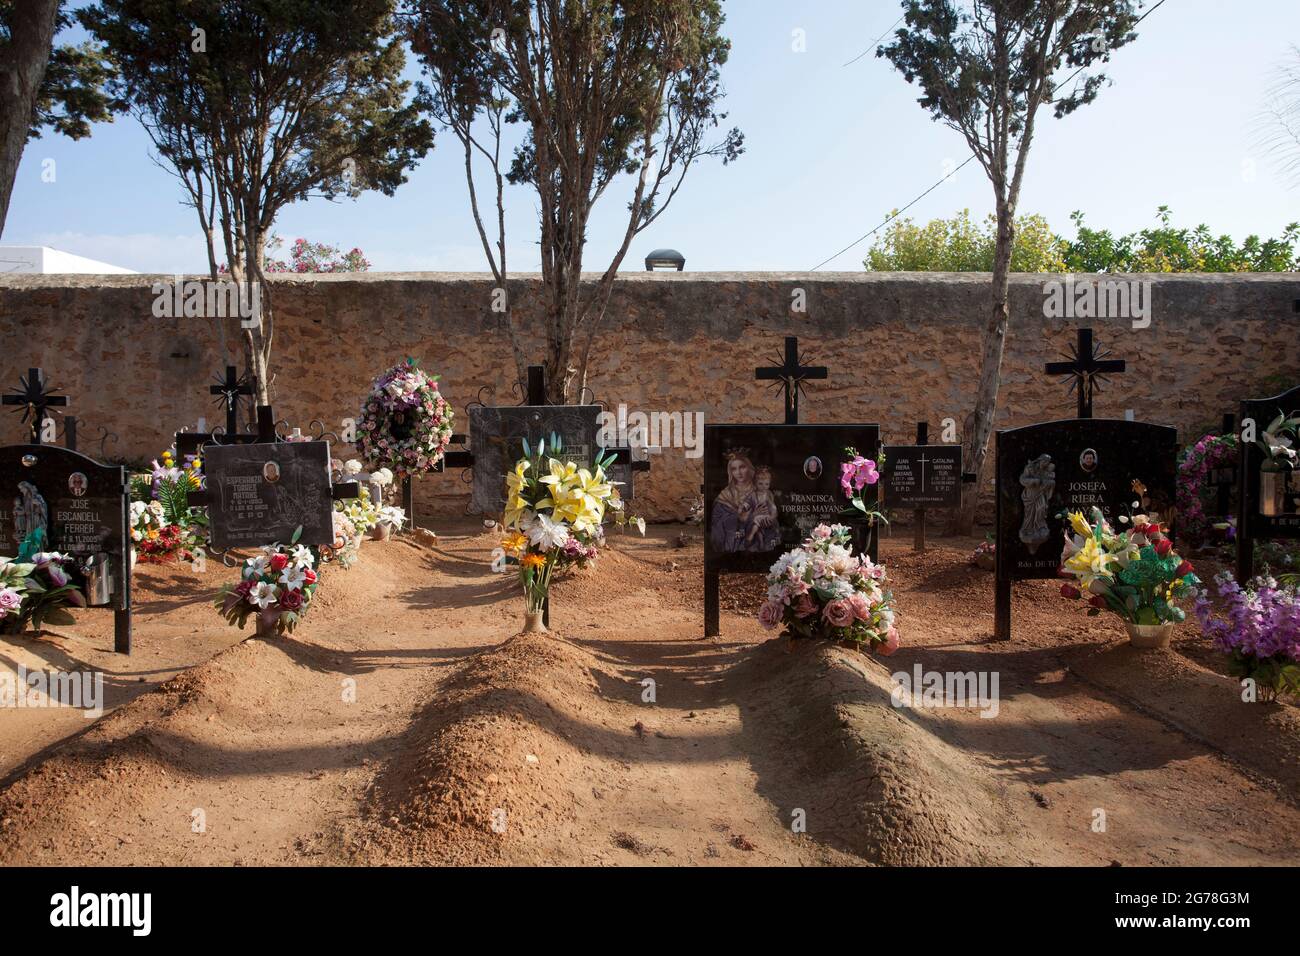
1063, 536, 1115, 588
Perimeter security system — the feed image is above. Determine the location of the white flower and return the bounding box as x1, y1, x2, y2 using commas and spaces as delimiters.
374, 468, 394, 485
291, 545, 314, 568
344, 459, 363, 475
526, 513, 571, 551
279, 566, 307, 589
148, 500, 164, 516
251, 582, 279, 608
244, 556, 269, 579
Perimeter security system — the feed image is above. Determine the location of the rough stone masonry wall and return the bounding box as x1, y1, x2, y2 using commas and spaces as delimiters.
0, 271, 1297, 525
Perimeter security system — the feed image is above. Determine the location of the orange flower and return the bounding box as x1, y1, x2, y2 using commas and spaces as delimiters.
521, 553, 547, 569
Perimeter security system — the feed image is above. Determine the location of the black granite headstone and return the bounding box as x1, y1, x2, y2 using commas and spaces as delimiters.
1236, 385, 1300, 582
994, 418, 1177, 639
703, 423, 880, 576
203, 441, 335, 549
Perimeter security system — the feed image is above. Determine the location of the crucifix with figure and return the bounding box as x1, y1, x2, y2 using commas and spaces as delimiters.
756, 336, 827, 425
1045, 327, 1126, 419
3, 368, 67, 445
210, 365, 256, 435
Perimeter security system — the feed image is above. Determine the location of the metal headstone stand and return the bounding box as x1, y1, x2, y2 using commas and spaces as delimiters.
914, 422, 928, 552
995, 327, 1127, 641
2, 369, 131, 653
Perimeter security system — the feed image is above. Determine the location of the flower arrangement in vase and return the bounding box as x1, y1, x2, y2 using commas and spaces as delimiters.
1257, 410, 1300, 517
1057, 505, 1199, 648
758, 523, 899, 655
0, 530, 86, 634
491, 435, 640, 633
355, 358, 454, 481
215, 529, 319, 636
129, 448, 207, 562
1196, 572, 1300, 701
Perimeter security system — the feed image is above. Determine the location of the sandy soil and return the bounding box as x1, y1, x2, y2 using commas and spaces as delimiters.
1, 523, 1298, 866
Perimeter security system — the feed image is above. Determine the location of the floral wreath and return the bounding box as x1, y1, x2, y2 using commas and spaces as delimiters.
355, 358, 454, 480
1176, 431, 1238, 546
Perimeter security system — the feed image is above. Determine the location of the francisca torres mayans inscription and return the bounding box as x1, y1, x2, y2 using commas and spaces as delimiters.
704, 423, 881, 574
204, 441, 334, 549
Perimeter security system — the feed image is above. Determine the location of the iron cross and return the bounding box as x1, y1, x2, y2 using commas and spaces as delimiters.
3, 367, 68, 445
210, 365, 256, 434
1045, 327, 1126, 420
755, 336, 828, 425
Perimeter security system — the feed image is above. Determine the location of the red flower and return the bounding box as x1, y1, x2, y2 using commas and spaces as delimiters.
1089, 595, 1106, 609
1175, 559, 1194, 578
303, 568, 317, 584
1153, 538, 1173, 557
279, 589, 304, 611
1060, 583, 1081, 599
269, 553, 289, 571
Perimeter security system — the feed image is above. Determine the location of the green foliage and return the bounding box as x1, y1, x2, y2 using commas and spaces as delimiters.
864, 210, 1065, 271
1059, 207, 1300, 272
81, 0, 434, 242
0, 1, 125, 141
864, 206, 1300, 273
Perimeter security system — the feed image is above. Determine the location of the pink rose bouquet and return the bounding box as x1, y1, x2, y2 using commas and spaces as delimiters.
757, 523, 898, 654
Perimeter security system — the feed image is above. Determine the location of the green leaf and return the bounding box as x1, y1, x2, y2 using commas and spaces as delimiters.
44, 608, 77, 626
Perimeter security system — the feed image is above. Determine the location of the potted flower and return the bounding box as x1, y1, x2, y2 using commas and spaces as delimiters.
971, 537, 996, 572
128, 448, 207, 564
1195, 572, 1300, 701
1058, 507, 1199, 648
491, 435, 638, 633
1257, 410, 1299, 517
757, 523, 899, 655
215, 529, 319, 637
373, 505, 405, 541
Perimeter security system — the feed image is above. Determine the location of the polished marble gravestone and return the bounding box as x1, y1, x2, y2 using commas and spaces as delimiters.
203, 441, 335, 549
468, 403, 633, 515
1236, 384, 1300, 583
0, 444, 131, 652
994, 418, 1177, 639
704, 423, 881, 576
881, 444, 962, 509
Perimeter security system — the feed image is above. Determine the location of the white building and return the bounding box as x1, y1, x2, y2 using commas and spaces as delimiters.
0, 245, 135, 274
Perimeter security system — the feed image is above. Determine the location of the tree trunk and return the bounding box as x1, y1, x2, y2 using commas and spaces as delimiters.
952, 199, 1016, 535
0, 0, 60, 238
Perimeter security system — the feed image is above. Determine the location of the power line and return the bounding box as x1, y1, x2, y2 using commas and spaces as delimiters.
843, 13, 905, 67
812, 0, 1169, 271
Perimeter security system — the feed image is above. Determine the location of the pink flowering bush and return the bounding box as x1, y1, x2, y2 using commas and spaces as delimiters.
1196, 571, 1300, 701
1177, 433, 1238, 546
757, 523, 899, 654
355, 358, 455, 480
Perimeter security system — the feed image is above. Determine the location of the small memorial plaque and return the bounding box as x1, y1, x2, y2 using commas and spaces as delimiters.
882, 444, 962, 509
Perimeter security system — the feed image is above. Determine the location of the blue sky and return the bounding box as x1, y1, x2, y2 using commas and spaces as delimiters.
6, 0, 1300, 273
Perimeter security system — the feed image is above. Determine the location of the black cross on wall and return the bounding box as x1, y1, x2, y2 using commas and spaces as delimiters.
755, 336, 827, 425
209, 365, 256, 435
1044, 328, 1126, 420
3, 367, 68, 445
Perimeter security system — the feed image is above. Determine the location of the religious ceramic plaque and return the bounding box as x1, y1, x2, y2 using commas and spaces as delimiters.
469, 404, 633, 515
704, 423, 880, 574
204, 441, 334, 549
996, 419, 1177, 581
881, 444, 962, 509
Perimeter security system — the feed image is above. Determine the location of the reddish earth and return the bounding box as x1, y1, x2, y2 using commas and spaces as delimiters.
0, 523, 1298, 866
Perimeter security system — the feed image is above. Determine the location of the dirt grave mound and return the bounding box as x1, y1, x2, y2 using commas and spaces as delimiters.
730, 638, 1029, 865
356, 631, 622, 865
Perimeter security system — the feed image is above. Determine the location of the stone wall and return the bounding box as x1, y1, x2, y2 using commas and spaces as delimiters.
1, 271, 1297, 524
